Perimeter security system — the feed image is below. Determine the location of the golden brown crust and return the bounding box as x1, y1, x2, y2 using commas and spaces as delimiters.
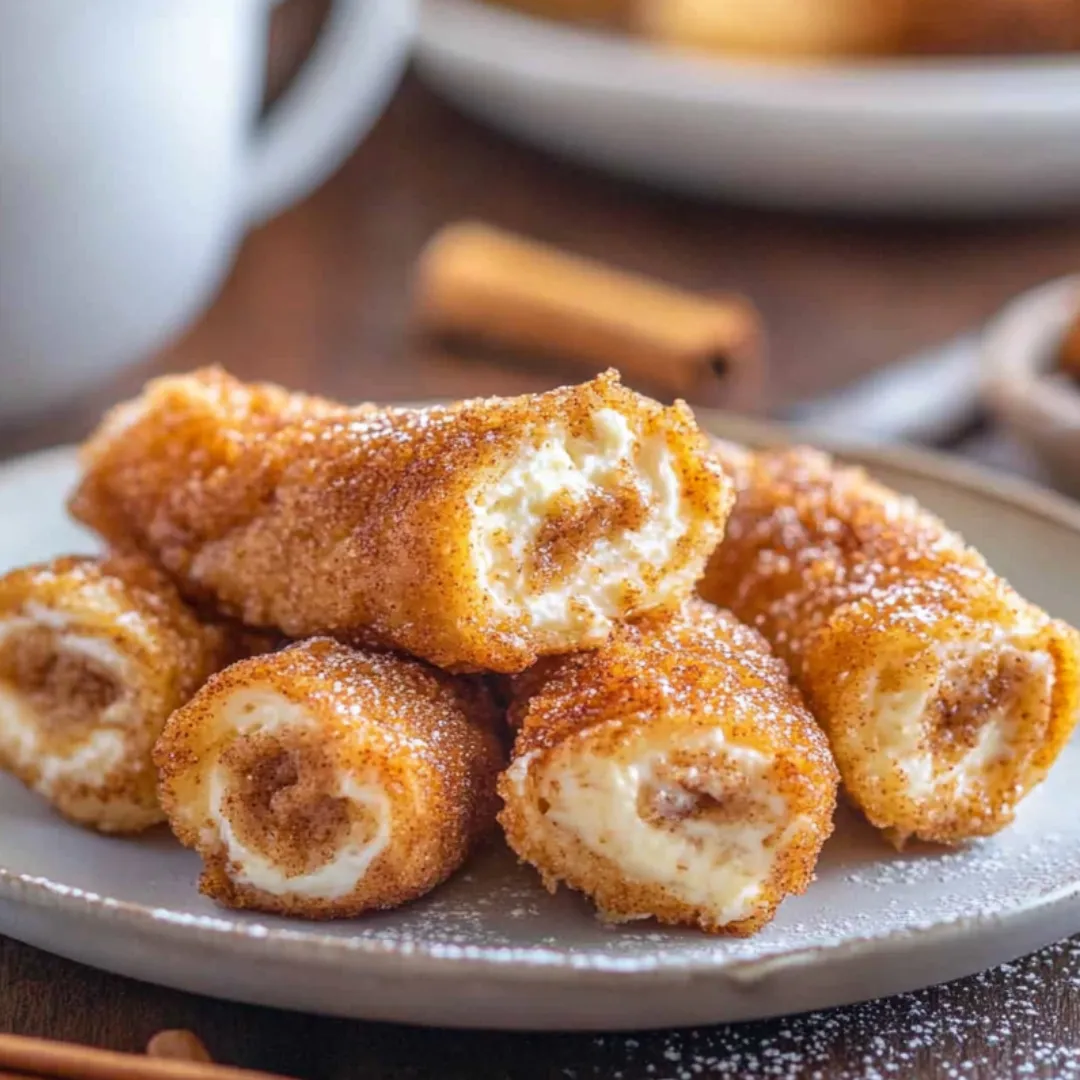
699, 445, 1080, 845
0, 554, 236, 833
499, 600, 838, 935
905, 0, 1080, 54
70, 368, 731, 673
155, 639, 505, 919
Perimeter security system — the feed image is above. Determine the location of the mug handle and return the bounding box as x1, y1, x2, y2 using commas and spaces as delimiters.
245, 0, 414, 225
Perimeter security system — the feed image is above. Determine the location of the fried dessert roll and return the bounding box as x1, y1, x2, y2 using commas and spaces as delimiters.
156, 638, 504, 918
70, 367, 732, 673
700, 444, 1080, 847
0, 555, 236, 833
499, 600, 838, 935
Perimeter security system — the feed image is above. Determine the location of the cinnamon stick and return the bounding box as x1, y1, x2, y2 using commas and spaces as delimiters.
0, 1032, 292, 1080
414, 222, 764, 405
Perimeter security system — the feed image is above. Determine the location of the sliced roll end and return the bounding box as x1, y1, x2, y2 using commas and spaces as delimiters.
0, 556, 224, 833
499, 602, 838, 934
807, 584, 1080, 846
464, 372, 734, 670
501, 719, 834, 935
156, 639, 504, 918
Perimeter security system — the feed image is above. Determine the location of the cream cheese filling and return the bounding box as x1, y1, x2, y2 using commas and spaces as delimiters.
508, 727, 798, 925
858, 635, 1054, 803
471, 409, 695, 641
205, 689, 392, 900
0, 612, 135, 792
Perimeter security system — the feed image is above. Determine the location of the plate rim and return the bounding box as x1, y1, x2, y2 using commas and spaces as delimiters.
0, 427, 1078, 985
0, 860, 1075, 987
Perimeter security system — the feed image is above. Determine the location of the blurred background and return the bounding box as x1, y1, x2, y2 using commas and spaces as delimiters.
1, 0, 1079, 492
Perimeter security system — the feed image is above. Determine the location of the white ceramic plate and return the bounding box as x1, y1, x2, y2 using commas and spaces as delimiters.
416, 0, 1080, 214
0, 429, 1079, 1031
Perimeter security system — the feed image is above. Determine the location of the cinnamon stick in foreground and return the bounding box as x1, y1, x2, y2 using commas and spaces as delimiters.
0, 1031, 294, 1080
414, 221, 763, 404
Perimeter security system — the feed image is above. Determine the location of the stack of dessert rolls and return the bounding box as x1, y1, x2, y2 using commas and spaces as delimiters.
0, 368, 1075, 935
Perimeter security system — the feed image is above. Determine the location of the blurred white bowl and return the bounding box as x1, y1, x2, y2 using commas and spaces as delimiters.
417, 0, 1080, 214
981, 275, 1080, 497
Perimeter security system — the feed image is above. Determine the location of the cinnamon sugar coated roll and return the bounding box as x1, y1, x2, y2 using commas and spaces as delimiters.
0, 555, 233, 833
700, 445, 1080, 847
155, 639, 504, 918
69, 368, 732, 673
499, 600, 838, 935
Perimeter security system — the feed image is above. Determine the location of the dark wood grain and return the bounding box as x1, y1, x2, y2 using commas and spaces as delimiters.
1, 27, 1079, 1080
0, 934, 1077, 1080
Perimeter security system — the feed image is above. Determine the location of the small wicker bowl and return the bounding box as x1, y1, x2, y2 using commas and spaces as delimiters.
981, 275, 1080, 498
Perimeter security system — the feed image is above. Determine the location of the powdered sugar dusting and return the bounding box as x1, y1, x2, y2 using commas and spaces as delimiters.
566, 936, 1080, 1078
1, 745, 1077, 977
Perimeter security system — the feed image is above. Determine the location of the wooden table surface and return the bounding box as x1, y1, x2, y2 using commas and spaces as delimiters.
1, 67, 1079, 1080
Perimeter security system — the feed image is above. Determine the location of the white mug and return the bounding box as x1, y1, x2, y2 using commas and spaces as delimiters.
0, 0, 414, 422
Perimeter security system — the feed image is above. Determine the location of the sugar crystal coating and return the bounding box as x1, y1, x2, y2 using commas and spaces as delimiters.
500, 599, 839, 935
0, 554, 238, 832
156, 638, 506, 918
700, 444, 1080, 846
69, 368, 732, 673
